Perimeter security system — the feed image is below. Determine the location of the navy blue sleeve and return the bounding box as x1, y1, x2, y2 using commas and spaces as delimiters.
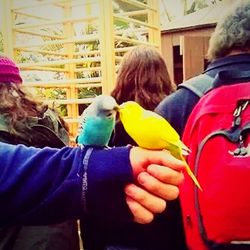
155, 88, 200, 137
0, 143, 83, 226
0, 142, 134, 226
86, 146, 134, 223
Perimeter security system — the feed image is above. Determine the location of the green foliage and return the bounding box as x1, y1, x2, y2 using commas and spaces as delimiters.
35, 87, 66, 100
34, 87, 68, 116
56, 104, 68, 117
78, 87, 102, 99
185, 0, 209, 15
33, 87, 101, 117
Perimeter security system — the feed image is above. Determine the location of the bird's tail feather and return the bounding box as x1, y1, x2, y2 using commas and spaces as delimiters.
180, 155, 202, 191
181, 149, 190, 156
180, 140, 191, 154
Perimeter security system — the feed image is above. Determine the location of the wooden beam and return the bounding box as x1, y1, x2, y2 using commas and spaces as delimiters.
2, 0, 14, 58
74, 66, 101, 72
115, 27, 147, 36
70, 0, 98, 7
121, 10, 148, 17
22, 78, 102, 87
18, 48, 67, 56
64, 118, 87, 123
182, 36, 204, 81
114, 46, 137, 52
21, 66, 68, 72
161, 34, 174, 84
12, 0, 95, 11
14, 29, 65, 39
43, 98, 94, 105
113, 14, 158, 30
73, 50, 100, 56
23, 83, 102, 88
18, 57, 101, 68
14, 11, 50, 21
115, 56, 123, 61
99, 0, 116, 94
13, 16, 98, 30
14, 35, 99, 48
147, 0, 161, 50
118, 0, 156, 11
114, 35, 158, 47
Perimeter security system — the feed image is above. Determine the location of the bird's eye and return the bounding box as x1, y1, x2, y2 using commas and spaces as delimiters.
106, 111, 114, 117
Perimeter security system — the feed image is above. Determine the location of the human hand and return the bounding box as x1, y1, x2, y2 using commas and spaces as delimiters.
126, 147, 185, 224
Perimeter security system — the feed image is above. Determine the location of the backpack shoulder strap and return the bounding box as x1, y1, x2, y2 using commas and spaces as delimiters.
178, 74, 214, 98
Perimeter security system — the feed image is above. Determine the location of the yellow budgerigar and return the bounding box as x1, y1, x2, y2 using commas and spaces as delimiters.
118, 101, 202, 190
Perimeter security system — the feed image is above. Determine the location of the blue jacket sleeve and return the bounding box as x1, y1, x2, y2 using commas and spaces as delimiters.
0, 142, 134, 227
86, 146, 134, 224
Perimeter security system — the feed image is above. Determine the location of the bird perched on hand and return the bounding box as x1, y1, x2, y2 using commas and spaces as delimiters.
76, 95, 119, 147
118, 101, 202, 190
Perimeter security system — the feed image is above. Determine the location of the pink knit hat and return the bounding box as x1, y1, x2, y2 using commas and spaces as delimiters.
0, 55, 22, 84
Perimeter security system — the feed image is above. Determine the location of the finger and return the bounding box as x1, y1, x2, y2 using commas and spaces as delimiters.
146, 149, 186, 171
125, 183, 166, 214
137, 172, 180, 200
130, 147, 185, 177
147, 164, 184, 186
126, 196, 154, 224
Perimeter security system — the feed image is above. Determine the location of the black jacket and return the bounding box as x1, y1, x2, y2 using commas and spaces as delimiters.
156, 53, 250, 136
0, 109, 80, 250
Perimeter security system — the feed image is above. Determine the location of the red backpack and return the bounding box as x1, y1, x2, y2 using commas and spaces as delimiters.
180, 71, 250, 250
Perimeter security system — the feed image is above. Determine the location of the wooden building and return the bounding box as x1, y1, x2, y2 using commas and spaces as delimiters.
2, 0, 161, 139
160, 0, 233, 85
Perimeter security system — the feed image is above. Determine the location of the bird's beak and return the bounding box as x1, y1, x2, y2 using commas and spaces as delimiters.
114, 104, 120, 111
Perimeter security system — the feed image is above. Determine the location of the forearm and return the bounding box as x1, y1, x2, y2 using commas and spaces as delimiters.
0, 142, 184, 227
0, 143, 83, 226
0, 143, 134, 226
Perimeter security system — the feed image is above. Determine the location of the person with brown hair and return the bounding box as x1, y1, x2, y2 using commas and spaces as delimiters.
0, 54, 80, 250
112, 45, 174, 110
110, 45, 175, 147
80, 45, 177, 250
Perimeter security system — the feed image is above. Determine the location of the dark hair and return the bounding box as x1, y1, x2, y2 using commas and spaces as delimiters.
207, 0, 250, 61
0, 82, 48, 133
111, 45, 174, 110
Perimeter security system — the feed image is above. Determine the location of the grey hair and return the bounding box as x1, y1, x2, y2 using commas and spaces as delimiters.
207, 1, 250, 61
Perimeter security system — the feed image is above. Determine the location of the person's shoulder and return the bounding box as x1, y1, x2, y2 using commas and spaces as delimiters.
155, 75, 211, 136
155, 83, 195, 115
43, 108, 61, 124
42, 108, 69, 143
177, 74, 214, 98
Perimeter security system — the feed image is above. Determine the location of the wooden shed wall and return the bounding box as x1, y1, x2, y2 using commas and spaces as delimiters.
161, 25, 215, 85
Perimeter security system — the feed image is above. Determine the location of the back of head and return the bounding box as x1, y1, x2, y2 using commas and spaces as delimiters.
207, 1, 250, 61
111, 45, 174, 110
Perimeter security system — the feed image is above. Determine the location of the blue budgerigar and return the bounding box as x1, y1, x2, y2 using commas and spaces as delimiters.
76, 95, 119, 147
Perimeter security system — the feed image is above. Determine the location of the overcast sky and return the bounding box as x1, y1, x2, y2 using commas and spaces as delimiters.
0, 0, 222, 32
